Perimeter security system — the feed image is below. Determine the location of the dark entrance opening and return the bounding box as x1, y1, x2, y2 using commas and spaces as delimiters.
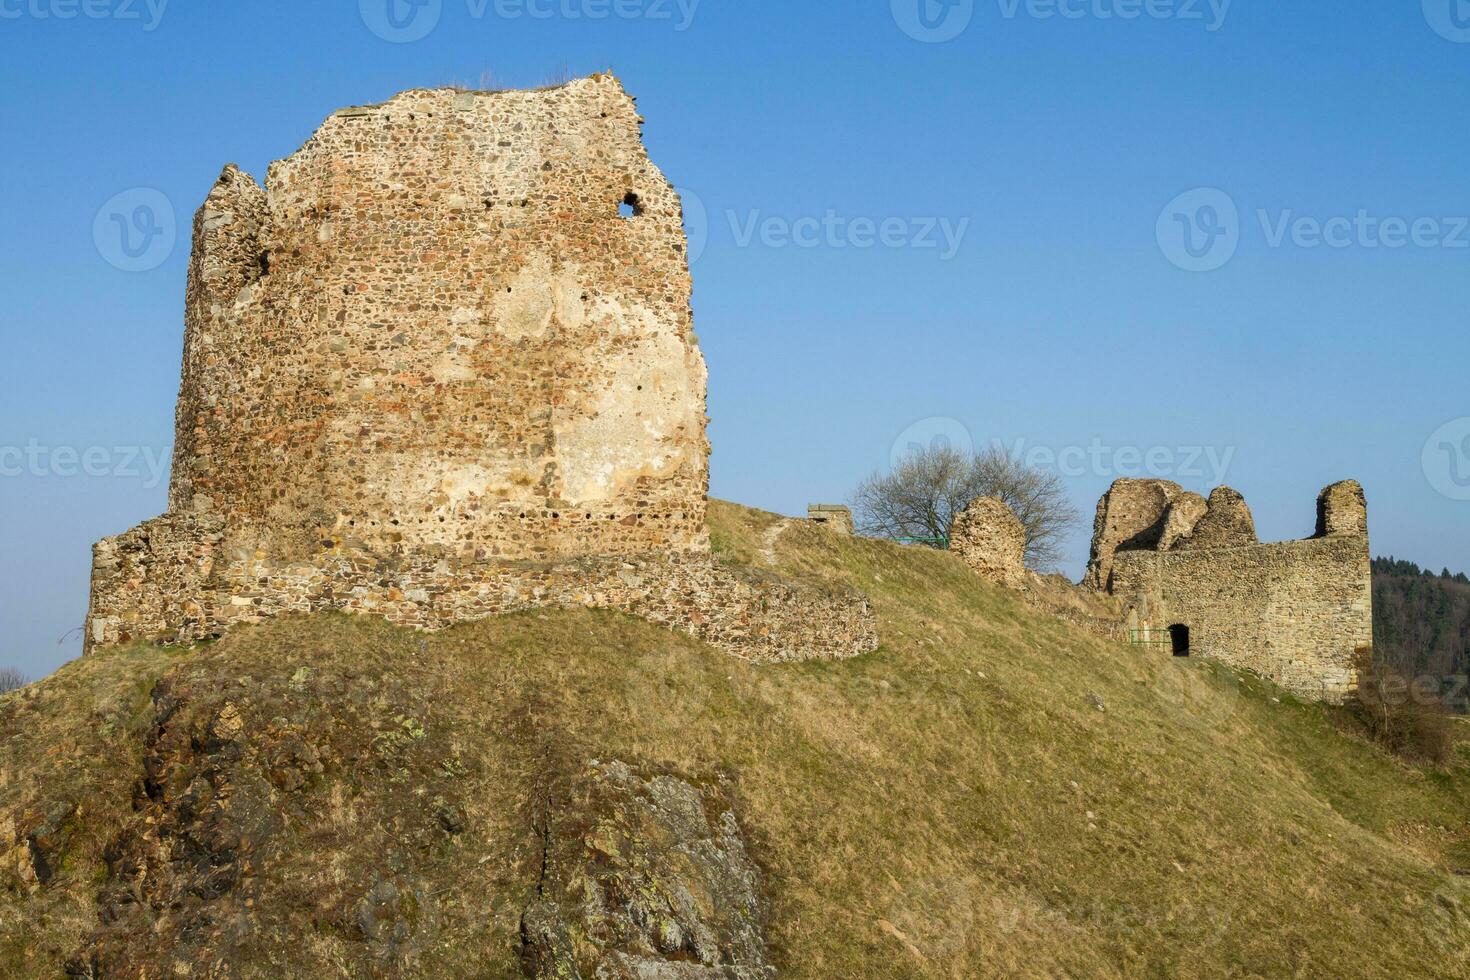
1169, 624, 1191, 657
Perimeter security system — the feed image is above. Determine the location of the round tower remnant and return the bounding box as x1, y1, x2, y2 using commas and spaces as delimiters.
950, 497, 1027, 587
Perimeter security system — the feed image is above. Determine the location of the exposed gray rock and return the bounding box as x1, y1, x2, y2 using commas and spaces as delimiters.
521, 761, 774, 979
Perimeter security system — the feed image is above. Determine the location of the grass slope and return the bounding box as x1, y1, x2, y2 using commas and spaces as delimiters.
0, 500, 1466, 978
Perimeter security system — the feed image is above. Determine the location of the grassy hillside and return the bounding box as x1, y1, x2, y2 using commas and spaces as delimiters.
1, 501, 1467, 978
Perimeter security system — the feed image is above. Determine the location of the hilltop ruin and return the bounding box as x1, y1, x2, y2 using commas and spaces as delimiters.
1084, 478, 1372, 702
85, 77, 877, 663
948, 478, 1372, 703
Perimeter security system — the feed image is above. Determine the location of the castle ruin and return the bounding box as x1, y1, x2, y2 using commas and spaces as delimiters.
1088, 478, 1372, 702
85, 77, 877, 663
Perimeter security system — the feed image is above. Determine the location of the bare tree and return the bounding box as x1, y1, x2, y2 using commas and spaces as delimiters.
0, 667, 28, 695
853, 445, 1079, 569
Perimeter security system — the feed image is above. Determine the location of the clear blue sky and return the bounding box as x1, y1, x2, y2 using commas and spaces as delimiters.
3, 1, 1468, 678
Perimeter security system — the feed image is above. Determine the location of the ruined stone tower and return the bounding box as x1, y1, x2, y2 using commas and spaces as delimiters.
86, 78, 876, 663
172, 77, 708, 562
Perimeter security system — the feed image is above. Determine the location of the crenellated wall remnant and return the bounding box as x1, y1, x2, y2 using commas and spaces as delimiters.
1095, 479, 1372, 703
85, 77, 877, 664
1083, 478, 1186, 591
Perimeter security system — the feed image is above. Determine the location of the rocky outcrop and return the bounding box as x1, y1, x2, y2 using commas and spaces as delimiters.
521, 761, 774, 979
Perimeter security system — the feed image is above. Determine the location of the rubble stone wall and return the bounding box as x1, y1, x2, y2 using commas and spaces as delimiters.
1083, 479, 1184, 590
1097, 479, 1373, 703
1110, 535, 1371, 702
950, 497, 1026, 587
86, 515, 878, 664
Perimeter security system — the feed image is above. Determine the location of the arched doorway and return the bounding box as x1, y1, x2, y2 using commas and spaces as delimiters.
1169, 624, 1191, 657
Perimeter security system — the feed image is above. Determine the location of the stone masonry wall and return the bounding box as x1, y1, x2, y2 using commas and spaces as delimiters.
950, 497, 1026, 587
86, 511, 877, 665
1110, 535, 1371, 702
1098, 479, 1373, 703
1317, 479, 1368, 538
1083, 479, 1184, 590
807, 505, 854, 535
1170, 486, 1258, 552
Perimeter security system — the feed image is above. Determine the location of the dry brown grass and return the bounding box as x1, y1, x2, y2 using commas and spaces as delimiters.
0, 500, 1465, 977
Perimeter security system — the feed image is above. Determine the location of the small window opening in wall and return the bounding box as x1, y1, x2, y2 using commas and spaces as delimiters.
1169, 624, 1191, 658
257, 251, 270, 276
619, 192, 643, 220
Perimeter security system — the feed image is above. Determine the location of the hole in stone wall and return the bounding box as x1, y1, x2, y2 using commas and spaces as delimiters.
257, 251, 270, 277
619, 192, 644, 220
1169, 624, 1191, 657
